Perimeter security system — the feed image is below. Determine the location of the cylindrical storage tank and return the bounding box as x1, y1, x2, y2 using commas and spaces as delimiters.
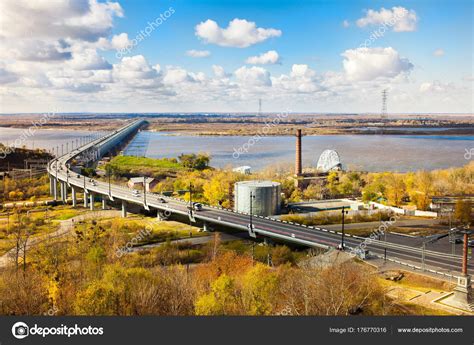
234, 180, 281, 216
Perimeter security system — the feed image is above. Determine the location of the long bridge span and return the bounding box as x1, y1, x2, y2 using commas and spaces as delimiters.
47, 119, 472, 278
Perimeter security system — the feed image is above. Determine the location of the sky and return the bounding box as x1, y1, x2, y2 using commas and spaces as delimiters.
0, 0, 472, 114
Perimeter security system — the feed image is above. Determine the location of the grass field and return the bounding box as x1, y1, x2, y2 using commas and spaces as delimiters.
109, 156, 183, 170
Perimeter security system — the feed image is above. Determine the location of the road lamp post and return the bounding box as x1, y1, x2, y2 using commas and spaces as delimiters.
108, 169, 111, 197
341, 206, 348, 250
189, 182, 193, 212
143, 176, 147, 205
249, 191, 256, 231
421, 242, 426, 271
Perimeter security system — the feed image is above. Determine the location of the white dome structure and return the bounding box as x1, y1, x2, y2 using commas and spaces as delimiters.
317, 150, 342, 172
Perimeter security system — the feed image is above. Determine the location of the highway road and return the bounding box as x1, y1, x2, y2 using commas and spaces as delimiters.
47, 120, 473, 278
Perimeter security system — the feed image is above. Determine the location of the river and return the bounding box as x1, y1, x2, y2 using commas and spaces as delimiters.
0, 127, 472, 172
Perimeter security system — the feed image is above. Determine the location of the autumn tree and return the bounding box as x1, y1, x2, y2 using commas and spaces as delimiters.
384, 173, 406, 207
195, 274, 241, 315
454, 199, 472, 226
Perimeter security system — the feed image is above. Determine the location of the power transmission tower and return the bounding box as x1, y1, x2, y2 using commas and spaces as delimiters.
381, 89, 388, 119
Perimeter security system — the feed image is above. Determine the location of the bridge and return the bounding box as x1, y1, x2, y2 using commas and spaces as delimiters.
47, 119, 472, 278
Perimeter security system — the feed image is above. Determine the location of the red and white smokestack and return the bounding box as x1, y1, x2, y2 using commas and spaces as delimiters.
295, 129, 302, 176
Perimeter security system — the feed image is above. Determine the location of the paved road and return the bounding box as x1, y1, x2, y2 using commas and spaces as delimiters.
47, 120, 473, 278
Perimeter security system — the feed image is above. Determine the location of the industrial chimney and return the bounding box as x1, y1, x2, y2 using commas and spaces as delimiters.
295, 129, 302, 176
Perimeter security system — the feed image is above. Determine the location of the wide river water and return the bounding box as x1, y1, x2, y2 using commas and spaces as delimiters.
1, 127, 473, 172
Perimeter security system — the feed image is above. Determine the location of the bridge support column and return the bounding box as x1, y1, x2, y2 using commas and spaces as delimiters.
53, 178, 58, 201
101, 197, 106, 210
63, 181, 68, 202
203, 222, 209, 232
83, 191, 88, 208
121, 201, 127, 218
89, 192, 95, 211
71, 186, 77, 207
49, 175, 54, 196
60, 181, 66, 202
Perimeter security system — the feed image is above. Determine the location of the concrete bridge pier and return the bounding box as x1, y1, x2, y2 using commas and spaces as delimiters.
64, 182, 68, 201
49, 175, 54, 196
89, 192, 95, 211
121, 201, 127, 218
83, 191, 88, 208
203, 221, 210, 232
59, 181, 63, 201
60, 181, 66, 202
71, 186, 77, 207
102, 197, 107, 210
53, 178, 58, 201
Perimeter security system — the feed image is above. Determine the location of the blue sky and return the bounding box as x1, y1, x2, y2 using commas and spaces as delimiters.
0, 0, 472, 113
110, 0, 472, 76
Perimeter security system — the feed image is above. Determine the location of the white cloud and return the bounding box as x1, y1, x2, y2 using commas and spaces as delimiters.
272, 64, 321, 93
186, 50, 211, 58
342, 47, 413, 81
195, 18, 281, 48
163, 67, 196, 84
112, 55, 163, 90
110, 33, 132, 50
0, 64, 19, 84
2, 39, 72, 62
68, 49, 111, 70
245, 50, 280, 65
433, 48, 445, 57
356, 6, 418, 32
419, 80, 454, 93
212, 65, 230, 78
234, 66, 271, 86
0, 0, 123, 41
342, 20, 350, 28
290, 64, 315, 78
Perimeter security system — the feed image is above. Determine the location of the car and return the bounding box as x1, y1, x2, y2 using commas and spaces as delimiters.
193, 202, 202, 211
158, 198, 167, 203
76, 174, 81, 178
291, 233, 296, 238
